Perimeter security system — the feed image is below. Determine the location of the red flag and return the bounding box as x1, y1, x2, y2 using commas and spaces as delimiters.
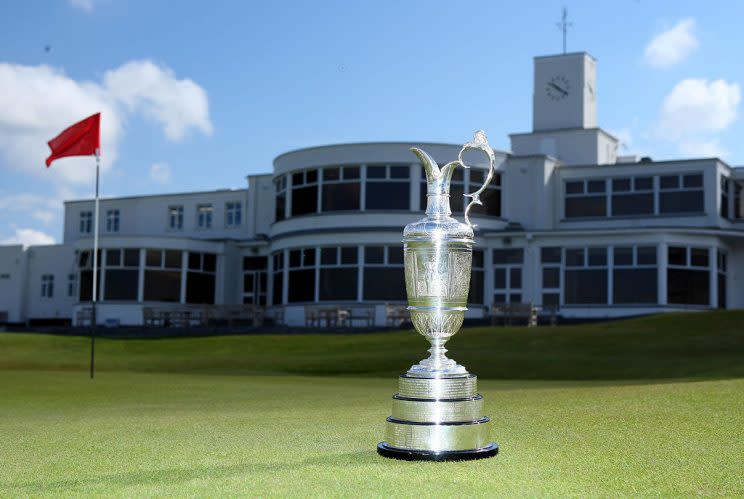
45, 113, 101, 167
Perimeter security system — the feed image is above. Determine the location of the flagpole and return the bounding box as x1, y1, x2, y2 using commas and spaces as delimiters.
90, 150, 100, 379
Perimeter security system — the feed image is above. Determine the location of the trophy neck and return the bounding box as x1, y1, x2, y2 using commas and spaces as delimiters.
425, 193, 452, 218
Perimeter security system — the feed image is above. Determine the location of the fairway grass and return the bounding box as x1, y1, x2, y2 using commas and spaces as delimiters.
1, 312, 743, 496
1, 371, 742, 497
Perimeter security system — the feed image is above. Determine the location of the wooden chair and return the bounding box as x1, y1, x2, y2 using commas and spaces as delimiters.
304, 305, 319, 327
385, 304, 409, 327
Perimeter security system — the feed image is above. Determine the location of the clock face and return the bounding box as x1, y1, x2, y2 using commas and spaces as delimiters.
546, 75, 570, 101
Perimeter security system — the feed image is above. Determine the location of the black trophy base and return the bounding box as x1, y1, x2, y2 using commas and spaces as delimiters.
377, 442, 499, 462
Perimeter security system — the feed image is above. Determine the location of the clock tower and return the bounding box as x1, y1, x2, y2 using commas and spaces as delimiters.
511, 51, 617, 165
532, 52, 596, 131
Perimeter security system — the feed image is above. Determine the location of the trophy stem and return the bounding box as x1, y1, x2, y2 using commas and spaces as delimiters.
408, 337, 468, 377
427, 337, 450, 370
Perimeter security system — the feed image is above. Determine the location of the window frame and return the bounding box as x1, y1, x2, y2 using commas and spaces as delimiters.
196, 204, 213, 229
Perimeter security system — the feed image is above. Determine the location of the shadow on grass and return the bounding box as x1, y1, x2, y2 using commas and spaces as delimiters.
1, 451, 379, 493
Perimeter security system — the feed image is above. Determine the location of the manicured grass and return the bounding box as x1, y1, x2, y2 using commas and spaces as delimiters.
1, 312, 742, 496
1, 311, 743, 379
0, 371, 742, 497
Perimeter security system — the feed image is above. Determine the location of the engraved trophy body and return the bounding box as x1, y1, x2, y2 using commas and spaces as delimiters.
377, 131, 499, 461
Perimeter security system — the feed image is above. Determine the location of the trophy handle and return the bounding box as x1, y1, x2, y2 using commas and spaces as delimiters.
459, 130, 497, 227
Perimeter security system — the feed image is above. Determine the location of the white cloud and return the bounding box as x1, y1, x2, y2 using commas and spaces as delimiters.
677, 139, 729, 158
0, 60, 212, 185
104, 61, 213, 141
643, 18, 699, 69
1, 228, 55, 247
653, 78, 740, 158
149, 162, 172, 184
656, 79, 740, 140
68, 0, 95, 11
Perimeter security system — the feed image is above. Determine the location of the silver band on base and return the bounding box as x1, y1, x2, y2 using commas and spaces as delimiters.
378, 375, 497, 460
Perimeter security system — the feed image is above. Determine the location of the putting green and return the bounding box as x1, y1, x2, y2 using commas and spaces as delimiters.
1, 312, 742, 496
0, 372, 742, 496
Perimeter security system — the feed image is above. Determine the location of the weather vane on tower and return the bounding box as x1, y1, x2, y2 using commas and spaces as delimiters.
556, 7, 572, 54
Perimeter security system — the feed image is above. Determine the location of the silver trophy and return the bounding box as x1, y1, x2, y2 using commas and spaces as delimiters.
377, 131, 499, 461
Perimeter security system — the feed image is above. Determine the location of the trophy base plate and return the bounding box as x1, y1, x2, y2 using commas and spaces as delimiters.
377, 442, 498, 461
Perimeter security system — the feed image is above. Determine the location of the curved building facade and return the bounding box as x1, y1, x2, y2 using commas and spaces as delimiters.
1, 50, 743, 327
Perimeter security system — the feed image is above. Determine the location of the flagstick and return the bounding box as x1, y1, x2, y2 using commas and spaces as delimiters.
90, 151, 100, 379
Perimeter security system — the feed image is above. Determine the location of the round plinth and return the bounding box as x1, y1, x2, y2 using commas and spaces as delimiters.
377, 442, 498, 461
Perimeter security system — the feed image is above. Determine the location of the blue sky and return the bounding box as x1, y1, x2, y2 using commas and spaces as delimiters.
1, 0, 742, 245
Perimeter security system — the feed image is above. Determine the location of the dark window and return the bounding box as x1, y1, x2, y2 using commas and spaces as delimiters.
510, 268, 522, 288
468, 185, 501, 217
468, 249, 484, 305
690, 248, 708, 267
291, 185, 318, 216
322, 182, 360, 211
612, 178, 631, 192
104, 269, 138, 300
659, 173, 704, 214
390, 166, 409, 179
79, 270, 100, 302
541, 247, 562, 263
388, 246, 404, 264
365, 182, 409, 210
321, 248, 337, 265
319, 268, 357, 301
124, 249, 139, 267
668, 269, 709, 305
494, 268, 506, 288
288, 269, 315, 302
272, 272, 283, 305
365, 246, 384, 264
543, 268, 560, 288
146, 250, 162, 267
106, 249, 121, 267
566, 181, 583, 194
543, 293, 560, 307
186, 272, 215, 304
367, 166, 386, 178
164, 250, 181, 269
614, 269, 657, 304
612, 193, 653, 216
275, 191, 286, 221
587, 180, 606, 193
341, 247, 357, 264
588, 248, 607, 266
668, 247, 687, 266
565, 249, 584, 267
469, 270, 484, 304
363, 268, 406, 301
493, 249, 523, 264
566, 196, 607, 217
660, 176, 679, 189
472, 250, 484, 268
243, 257, 268, 270
659, 191, 704, 213
323, 168, 340, 181
201, 253, 215, 272
565, 269, 607, 304
144, 271, 180, 302
683, 174, 703, 188
614, 247, 633, 266
635, 177, 653, 190
637, 247, 657, 265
